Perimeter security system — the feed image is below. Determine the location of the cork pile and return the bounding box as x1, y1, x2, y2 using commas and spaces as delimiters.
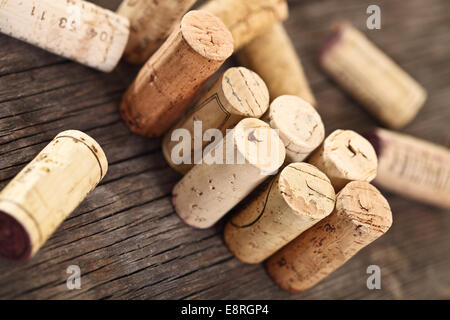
0, 0, 449, 294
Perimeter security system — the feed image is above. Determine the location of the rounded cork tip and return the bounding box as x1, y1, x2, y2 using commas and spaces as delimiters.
0, 211, 32, 262
222, 67, 270, 117
318, 21, 349, 63
181, 10, 234, 61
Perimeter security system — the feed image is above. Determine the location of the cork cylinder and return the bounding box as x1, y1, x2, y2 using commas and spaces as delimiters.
117, 0, 197, 64
308, 129, 378, 191
201, 0, 288, 51
0, 130, 108, 262
366, 128, 450, 209
162, 67, 270, 174
320, 22, 427, 129
266, 181, 393, 293
172, 118, 286, 229
224, 162, 336, 264
120, 10, 234, 138
0, 0, 130, 72
265, 95, 324, 163
237, 23, 316, 105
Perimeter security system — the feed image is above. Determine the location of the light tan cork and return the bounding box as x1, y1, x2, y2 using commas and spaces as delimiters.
117, 0, 197, 64
162, 67, 270, 174
265, 95, 324, 163
0, 0, 130, 72
0, 130, 108, 262
320, 22, 427, 129
266, 181, 393, 293
367, 128, 450, 209
201, 0, 288, 51
172, 118, 286, 229
120, 10, 234, 138
308, 129, 378, 191
237, 23, 316, 105
224, 162, 335, 264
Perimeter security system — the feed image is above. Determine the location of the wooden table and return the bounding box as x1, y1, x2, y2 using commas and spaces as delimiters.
0, 0, 449, 299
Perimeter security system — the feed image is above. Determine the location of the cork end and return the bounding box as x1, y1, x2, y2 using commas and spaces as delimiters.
55, 130, 108, 181
269, 95, 325, 159
0, 211, 32, 262
233, 118, 286, 174
181, 10, 234, 61
279, 163, 336, 220
325, 129, 378, 183
222, 67, 270, 117
318, 21, 349, 63
337, 181, 393, 235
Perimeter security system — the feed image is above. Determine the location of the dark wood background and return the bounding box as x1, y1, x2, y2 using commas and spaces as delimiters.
0, 0, 449, 300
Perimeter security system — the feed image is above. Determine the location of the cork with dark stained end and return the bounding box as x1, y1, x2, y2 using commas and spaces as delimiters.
201, 0, 288, 51
265, 95, 324, 163
319, 22, 427, 129
162, 67, 270, 174
120, 10, 234, 138
224, 162, 336, 264
0, 0, 130, 72
266, 181, 393, 293
308, 129, 378, 191
237, 23, 316, 105
366, 128, 450, 209
0, 130, 108, 262
172, 118, 286, 229
118, 0, 197, 64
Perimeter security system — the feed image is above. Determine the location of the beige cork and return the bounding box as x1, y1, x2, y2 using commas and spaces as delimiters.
320, 22, 427, 129
266, 181, 393, 293
367, 128, 450, 209
308, 129, 378, 191
117, 0, 197, 64
0, 130, 108, 262
0, 0, 130, 72
266, 95, 324, 163
172, 118, 286, 229
237, 23, 316, 105
120, 10, 234, 138
162, 67, 270, 174
201, 0, 288, 51
224, 162, 335, 264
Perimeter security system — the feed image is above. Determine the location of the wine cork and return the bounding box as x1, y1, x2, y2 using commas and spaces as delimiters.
172, 118, 286, 229
308, 129, 378, 191
237, 23, 316, 105
224, 163, 336, 264
117, 0, 197, 64
366, 128, 450, 209
0, 130, 108, 262
265, 95, 324, 163
200, 0, 288, 51
320, 22, 427, 129
0, 0, 130, 72
162, 67, 270, 174
266, 181, 393, 293
120, 10, 234, 137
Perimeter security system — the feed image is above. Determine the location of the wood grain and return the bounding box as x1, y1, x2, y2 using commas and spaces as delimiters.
0, 0, 449, 299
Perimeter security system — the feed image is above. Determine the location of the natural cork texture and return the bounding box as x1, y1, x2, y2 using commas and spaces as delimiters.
162, 67, 270, 174
120, 10, 234, 137
201, 0, 288, 51
320, 22, 427, 129
172, 118, 286, 229
266, 181, 393, 293
0, 130, 108, 262
237, 23, 316, 105
308, 129, 378, 191
0, 0, 130, 72
368, 128, 450, 209
118, 0, 197, 64
224, 162, 336, 264
265, 95, 324, 163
